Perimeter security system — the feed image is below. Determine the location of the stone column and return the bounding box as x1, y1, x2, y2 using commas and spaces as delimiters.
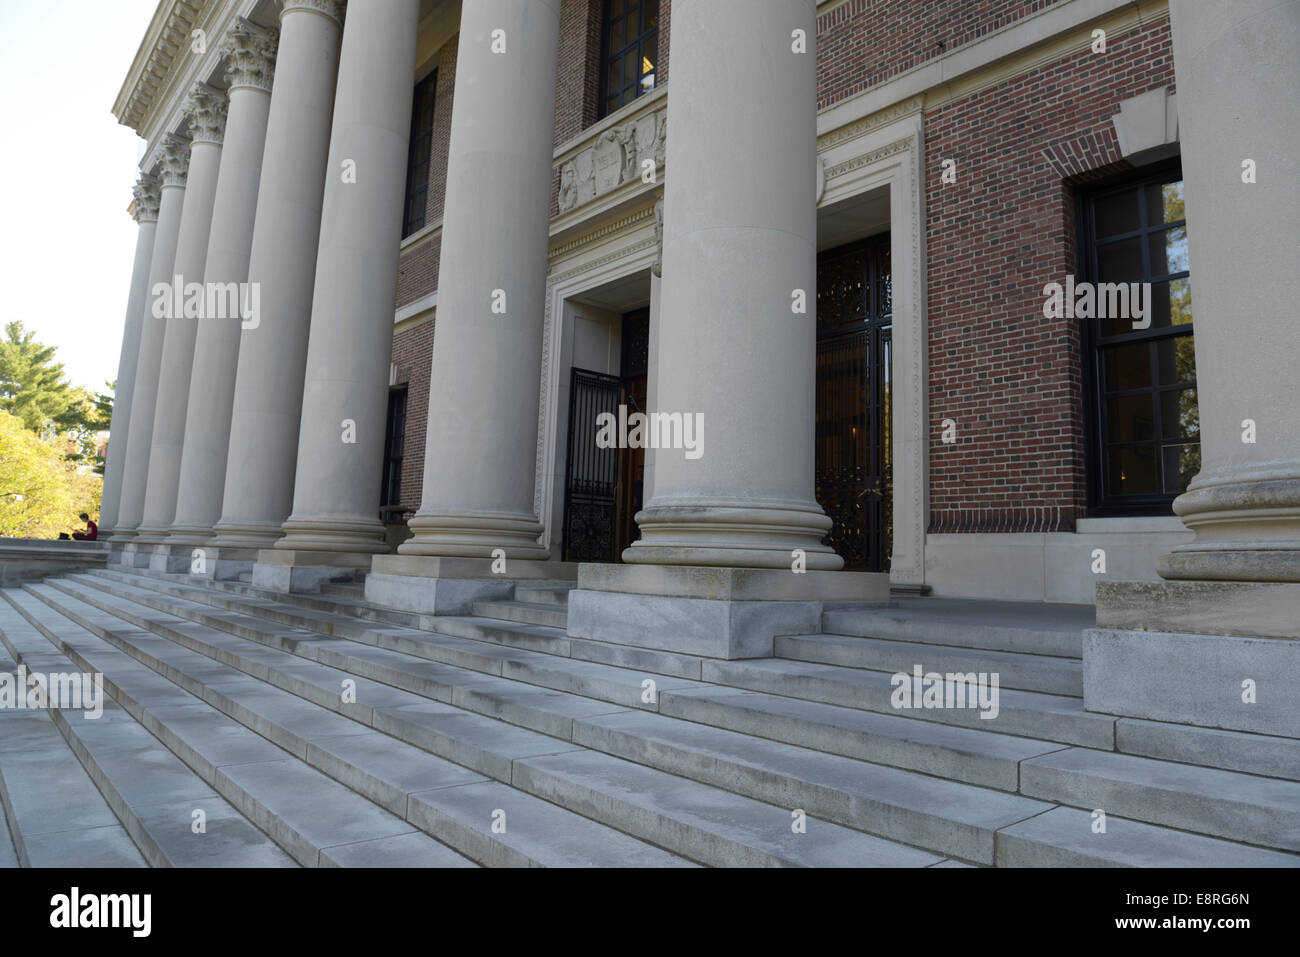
168, 20, 278, 548
210, 0, 345, 551
1156, 0, 1300, 585
135, 84, 227, 546
113, 134, 190, 545
397, 0, 562, 560
624, 0, 840, 571
1089, 0, 1300, 739
563, 1, 884, 661
263, 0, 421, 574
99, 175, 161, 537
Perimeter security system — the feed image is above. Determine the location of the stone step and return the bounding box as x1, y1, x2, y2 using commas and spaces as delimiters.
1115, 717, 1300, 783
995, 805, 1300, 867
568, 707, 1053, 864
704, 657, 1115, 749
1019, 747, 1300, 851
16, 583, 928, 867
822, 599, 1090, 658
513, 582, 575, 608
658, 685, 1068, 791
425, 615, 571, 656
0, 603, 296, 868
0, 787, 17, 868
471, 599, 568, 629
319, 583, 365, 600
4, 589, 481, 868
65, 571, 1100, 795
776, 632, 1084, 696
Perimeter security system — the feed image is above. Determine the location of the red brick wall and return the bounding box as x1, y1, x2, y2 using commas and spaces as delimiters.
817, 0, 1063, 109
924, 17, 1176, 533
389, 318, 435, 515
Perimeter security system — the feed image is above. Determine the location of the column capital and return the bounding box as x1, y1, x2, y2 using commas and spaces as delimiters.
278, 0, 346, 27
159, 133, 191, 188
222, 17, 279, 93
131, 173, 161, 224
183, 82, 228, 145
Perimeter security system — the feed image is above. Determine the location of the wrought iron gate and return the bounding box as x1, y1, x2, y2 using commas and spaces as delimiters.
562, 368, 623, 562
815, 235, 893, 572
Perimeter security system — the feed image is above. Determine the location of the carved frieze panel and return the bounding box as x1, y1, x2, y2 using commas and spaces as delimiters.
558, 105, 666, 214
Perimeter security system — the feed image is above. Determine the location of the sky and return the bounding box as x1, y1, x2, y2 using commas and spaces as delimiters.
0, 0, 161, 394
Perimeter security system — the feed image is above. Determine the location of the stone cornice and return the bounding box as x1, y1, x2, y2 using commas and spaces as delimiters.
131, 174, 162, 224
278, 0, 346, 27
183, 82, 228, 145
222, 17, 279, 92
113, 1, 209, 133
159, 133, 192, 188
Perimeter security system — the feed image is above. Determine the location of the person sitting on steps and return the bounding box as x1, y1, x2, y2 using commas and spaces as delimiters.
71, 513, 97, 541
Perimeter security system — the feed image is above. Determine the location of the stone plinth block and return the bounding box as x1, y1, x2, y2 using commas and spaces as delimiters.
365, 555, 578, 616
179, 545, 260, 581
251, 548, 372, 594
567, 564, 890, 660
1096, 579, 1300, 640
1084, 626, 1300, 739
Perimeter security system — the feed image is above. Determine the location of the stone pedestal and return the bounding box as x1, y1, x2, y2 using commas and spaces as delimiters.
1088, 0, 1300, 740
365, 555, 577, 616
251, 549, 374, 594
567, 564, 888, 660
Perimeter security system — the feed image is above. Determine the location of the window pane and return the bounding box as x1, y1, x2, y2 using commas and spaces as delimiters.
644, 0, 659, 29
609, 14, 623, 53
1161, 388, 1199, 440
1106, 394, 1156, 442
1146, 277, 1193, 330
1102, 341, 1152, 391
1147, 179, 1185, 225
1155, 333, 1196, 385
624, 50, 638, 85
1162, 443, 1200, 494
1096, 237, 1142, 282
1094, 189, 1141, 237
1148, 225, 1189, 277
1109, 446, 1160, 495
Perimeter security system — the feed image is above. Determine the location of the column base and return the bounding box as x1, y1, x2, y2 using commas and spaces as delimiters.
274, 517, 389, 555
365, 555, 578, 616
250, 548, 374, 594
209, 520, 285, 551
624, 503, 845, 571
399, 510, 548, 560
177, 544, 260, 581
1087, 580, 1300, 738
1161, 473, 1300, 582
146, 543, 203, 574
164, 524, 216, 548
566, 563, 889, 660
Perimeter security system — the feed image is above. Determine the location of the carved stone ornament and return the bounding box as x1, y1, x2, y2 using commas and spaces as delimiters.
159, 133, 192, 188
652, 197, 664, 278
223, 17, 279, 93
183, 83, 228, 145
277, 0, 346, 26
132, 173, 161, 224
557, 104, 666, 214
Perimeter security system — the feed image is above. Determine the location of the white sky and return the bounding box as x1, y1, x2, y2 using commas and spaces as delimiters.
0, 0, 162, 394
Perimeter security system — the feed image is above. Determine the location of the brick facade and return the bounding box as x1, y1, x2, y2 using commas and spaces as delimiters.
924, 16, 1176, 533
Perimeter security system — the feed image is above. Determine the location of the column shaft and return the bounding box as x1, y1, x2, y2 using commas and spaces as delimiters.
212, 0, 344, 548
400, 0, 563, 559
170, 24, 277, 544
274, 0, 422, 553
114, 137, 190, 537
624, 0, 841, 570
100, 177, 160, 536
136, 86, 227, 541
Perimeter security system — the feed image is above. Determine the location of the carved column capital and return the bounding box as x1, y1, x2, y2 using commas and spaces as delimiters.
183, 82, 228, 145
131, 173, 161, 224
222, 17, 279, 93
278, 0, 346, 27
159, 133, 192, 188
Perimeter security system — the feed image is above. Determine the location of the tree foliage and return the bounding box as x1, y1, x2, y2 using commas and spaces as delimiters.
0, 412, 100, 539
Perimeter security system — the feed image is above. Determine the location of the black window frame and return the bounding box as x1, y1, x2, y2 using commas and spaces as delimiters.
598, 0, 660, 120
401, 70, 437, 239
1078, 159, 1198, 516
379, 386, 408, 518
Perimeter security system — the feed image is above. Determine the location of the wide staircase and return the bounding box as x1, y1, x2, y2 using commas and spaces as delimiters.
2, 565, 1297, 867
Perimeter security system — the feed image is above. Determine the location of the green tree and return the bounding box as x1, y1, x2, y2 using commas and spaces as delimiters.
0, 412, 75, 538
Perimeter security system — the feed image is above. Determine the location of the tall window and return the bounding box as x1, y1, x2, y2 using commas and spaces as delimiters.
1081, 166, 1198, 514
402, 71, 437, 239
600, 0, 659, 118
380, 387, 408, 518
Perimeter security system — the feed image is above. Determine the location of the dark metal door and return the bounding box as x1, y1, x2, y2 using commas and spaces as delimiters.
816, 235, 893, 572
562, 368, 623, 562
